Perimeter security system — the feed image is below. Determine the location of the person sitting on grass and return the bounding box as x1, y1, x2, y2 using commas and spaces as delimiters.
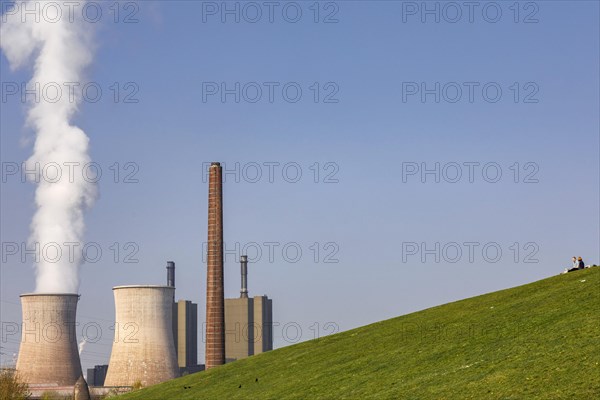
577, 257, 585, 269
563, 257, 580, 273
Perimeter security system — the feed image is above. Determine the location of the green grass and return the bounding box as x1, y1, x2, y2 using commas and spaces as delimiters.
121, 268, 600, 399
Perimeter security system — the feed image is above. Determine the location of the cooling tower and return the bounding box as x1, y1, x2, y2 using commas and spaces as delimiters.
104, 285, 179, 387
16, 293, 83, 386
206, 162, 225, 369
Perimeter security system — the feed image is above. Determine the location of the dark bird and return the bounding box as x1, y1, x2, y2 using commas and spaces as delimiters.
238, 384, 242, 389
255, 378, 259, 382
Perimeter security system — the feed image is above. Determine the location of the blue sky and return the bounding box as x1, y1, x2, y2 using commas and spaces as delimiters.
1, 1, 599, 371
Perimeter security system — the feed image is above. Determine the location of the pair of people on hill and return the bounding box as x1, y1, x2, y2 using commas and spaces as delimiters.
566, 256, 585, 273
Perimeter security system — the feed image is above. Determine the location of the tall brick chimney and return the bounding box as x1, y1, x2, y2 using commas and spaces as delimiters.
205, 162, 225, 369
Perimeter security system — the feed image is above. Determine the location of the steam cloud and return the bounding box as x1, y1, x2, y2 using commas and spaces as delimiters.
1, 1, 97, 293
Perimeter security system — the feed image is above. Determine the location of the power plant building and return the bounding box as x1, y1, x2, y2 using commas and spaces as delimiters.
252, 295, 273, 354
225, 295, 273, 362
165, 261, 201, 373
225, 256, 273, 362
86, 365, 108, 387
173, 300, 198, 369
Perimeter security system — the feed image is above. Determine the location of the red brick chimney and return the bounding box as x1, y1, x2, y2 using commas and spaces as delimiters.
205, 162, 225, 368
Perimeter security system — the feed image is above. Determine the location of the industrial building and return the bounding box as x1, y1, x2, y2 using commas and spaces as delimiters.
173, 301, 199, 370
225, 255, 273, 362
166, 261, 203, 374
86, 365, 108, 387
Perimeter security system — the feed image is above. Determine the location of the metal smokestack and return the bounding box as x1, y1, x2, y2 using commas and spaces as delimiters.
167, 261, 175, 287
240, 255, 248, 298
205, 162, 225, 369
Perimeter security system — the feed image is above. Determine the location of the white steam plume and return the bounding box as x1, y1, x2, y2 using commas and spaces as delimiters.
1, 1, 97, 293
78, 338, 87, 355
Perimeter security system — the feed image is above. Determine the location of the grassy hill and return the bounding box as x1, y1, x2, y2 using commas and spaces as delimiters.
120, 268, 599, 399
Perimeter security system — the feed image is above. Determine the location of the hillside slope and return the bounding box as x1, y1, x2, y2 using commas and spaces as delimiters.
120, 268, 600, 399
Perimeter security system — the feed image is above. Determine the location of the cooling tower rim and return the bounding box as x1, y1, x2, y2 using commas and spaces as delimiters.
112, 285, 174, 290
20, 293, 80, 298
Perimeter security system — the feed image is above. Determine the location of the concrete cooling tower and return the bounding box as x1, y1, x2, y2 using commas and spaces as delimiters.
16, 293, 83, 386
104, 285, 179, 387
